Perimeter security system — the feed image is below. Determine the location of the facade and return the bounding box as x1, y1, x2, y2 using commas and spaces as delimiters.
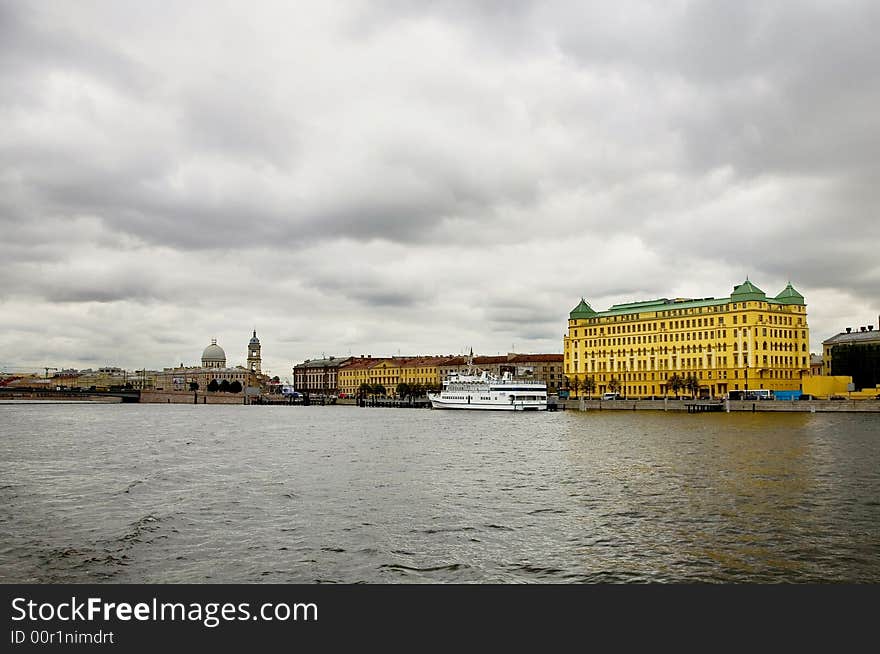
338, 356, 450, 397
337, 357, 384, 397
397, 357, 446, 390
563, 279, 810, 398
822, 322, 880, 391
293, 356, 354, 395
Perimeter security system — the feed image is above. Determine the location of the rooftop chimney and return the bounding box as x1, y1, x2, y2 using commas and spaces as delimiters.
860, 326, 866, 332
846, 327, 852, 333
869, 325, 874, 331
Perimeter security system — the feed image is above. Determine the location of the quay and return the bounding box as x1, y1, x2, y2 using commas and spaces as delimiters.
3, 387, 878, 412
571, 398, 880, 413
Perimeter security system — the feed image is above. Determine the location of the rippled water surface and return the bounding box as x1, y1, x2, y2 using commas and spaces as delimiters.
1, 404, 878, 583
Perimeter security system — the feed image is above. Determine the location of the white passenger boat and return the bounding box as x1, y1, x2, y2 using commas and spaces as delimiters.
427, 355, 547, 411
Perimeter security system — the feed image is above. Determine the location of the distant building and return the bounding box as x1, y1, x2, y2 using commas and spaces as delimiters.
293, 356, 354, 395
333, 353, 564, 397
476, 354, 564, 392
809, 353, 823, 376
822, 321, 880, 391
337, 356, 385, 397
154, 333, 266, 393
49, 367, 159, 391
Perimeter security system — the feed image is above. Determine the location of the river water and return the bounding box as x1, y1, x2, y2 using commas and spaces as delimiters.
1, 404, 877, 583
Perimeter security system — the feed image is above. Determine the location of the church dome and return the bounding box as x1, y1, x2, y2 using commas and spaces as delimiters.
202, 339, 226, 366
249, 330, 260, 345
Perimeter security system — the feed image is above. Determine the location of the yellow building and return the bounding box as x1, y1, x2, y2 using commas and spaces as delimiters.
398, 357, 445, 389
369, 358, 400, 392
563, 279, 810, 398
338, 355, 459, 396
338, 357, 385, 397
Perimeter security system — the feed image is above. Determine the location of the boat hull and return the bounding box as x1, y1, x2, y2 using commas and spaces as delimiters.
427, 395, 546, 411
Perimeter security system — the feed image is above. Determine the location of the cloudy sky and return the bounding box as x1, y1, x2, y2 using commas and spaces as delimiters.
2, 0, 878, 380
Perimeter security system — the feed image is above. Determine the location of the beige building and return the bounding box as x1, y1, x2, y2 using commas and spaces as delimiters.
153, 336, 266, 393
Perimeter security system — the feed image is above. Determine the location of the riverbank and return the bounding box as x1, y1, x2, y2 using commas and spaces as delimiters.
568, 398, 880, 412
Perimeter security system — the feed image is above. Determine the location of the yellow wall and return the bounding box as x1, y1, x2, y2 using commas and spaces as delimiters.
564, 291, 809, 398
398, 360, 441, 388
338, 362, 377, 396
801, 376, 880, 399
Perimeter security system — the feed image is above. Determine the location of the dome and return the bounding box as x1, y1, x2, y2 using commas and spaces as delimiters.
249, 330, 260, 345
202, 339, 226, 364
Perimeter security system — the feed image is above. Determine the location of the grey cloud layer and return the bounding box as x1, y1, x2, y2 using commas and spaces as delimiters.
1, 0, 878, 372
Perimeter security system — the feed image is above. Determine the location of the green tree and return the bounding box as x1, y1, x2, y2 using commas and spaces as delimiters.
189, 381, 199, 391
686, 374, 700, 399
358, 382, 372, 397
668, 373, 683, 398
568, 376, 581, 398
582, 376, 596, 399
608, 377, 621, 394
229, 380, 242, 393
374, 384, 387, 397
219, 379, 231, 392
208, 379, 219, 392
396, 382, 410, 398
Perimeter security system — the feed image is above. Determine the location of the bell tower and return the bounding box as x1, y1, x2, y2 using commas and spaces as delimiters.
247, 330, 261, 374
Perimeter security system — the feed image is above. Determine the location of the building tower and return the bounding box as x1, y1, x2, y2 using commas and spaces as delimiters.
247, 330, 262, 374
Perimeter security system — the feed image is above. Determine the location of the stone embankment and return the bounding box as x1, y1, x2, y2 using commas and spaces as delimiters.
569, 398, 880, 413
0, 390, 122, 403
140, 390, 248, 404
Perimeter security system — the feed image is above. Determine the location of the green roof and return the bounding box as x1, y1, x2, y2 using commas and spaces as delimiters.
569, 298, 597, 319
608, 299, 670, 311
730, 277, 766, 301
600, 296, 729, 317
773, 282, 805, 305
571, 279, 805, 320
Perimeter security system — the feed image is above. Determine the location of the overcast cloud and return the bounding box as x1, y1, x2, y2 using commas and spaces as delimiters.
2, 0, 878, 379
